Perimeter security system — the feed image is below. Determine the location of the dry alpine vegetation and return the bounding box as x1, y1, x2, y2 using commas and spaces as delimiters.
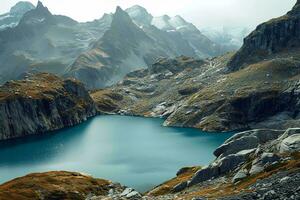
0, 1, 300, 200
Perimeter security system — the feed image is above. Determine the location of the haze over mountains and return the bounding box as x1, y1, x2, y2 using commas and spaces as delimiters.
0, 1, 237, 89
0, 1, 35, 30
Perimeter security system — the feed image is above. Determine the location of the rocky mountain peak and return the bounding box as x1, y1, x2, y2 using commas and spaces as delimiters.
18, 1, 54, 26
9, 1, 35, 16
113, 6, 130, 21
35, 1, 51, 15
111, 6, 137, 29
125, 5, 153, 25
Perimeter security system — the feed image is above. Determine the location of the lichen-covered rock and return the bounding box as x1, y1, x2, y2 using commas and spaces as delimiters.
0, 73, 97, 140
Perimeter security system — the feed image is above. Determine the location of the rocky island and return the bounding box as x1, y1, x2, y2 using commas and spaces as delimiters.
0, 73, 96, 140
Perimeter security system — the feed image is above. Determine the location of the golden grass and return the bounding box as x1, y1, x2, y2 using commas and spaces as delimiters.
0, 171, 111, 200
147, 166, 201, 196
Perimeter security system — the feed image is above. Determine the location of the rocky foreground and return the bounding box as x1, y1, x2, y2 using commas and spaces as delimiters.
0, 73, 96, 140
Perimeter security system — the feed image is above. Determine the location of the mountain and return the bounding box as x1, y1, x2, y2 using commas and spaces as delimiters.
228, 0, 300, 71
92, 1, 300, 132
67, 5, 229, 89
66, 7, 167, 89
0, 1, 300, 199
127, 5, 226, 58
90, 2, 300, 196
125, 5, 153, 26
201, 26, 252, 51
0, 1, 111, 85
0, 1, 35, 30
0, 2, 230, 89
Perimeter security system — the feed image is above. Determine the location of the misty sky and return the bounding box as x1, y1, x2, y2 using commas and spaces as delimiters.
0, 0, 297, 29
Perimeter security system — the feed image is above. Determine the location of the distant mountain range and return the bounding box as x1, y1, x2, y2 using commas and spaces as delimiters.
0, 1, 35, 30
201, 26, 252, 50
0, 1, 235, 89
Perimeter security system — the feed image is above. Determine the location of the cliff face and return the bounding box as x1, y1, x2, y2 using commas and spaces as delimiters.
0, 73, 96, 140
228, 1, 300, 71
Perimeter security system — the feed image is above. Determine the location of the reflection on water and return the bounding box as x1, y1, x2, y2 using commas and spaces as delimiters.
0, 115, 234, 192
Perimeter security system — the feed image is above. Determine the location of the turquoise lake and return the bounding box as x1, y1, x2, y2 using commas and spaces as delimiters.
0, 115, 234, 192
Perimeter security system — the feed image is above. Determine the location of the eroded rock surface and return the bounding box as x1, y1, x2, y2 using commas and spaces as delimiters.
0, 73, 96, 140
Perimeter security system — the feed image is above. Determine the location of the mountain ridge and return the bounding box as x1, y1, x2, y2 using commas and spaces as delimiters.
227, 0, 300, 71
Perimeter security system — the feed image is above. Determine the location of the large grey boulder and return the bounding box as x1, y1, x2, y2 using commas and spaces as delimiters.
188, 166, 219, 186
214, 129, 283, 158
280, 134, 300, 153
188, 149, 253, 186
249, 153, 280, 175
232, 169, 248, 183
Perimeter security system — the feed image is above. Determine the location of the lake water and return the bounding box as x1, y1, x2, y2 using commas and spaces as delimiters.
0, 115, 234, 192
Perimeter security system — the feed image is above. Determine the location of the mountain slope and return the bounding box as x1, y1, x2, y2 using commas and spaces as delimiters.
67, 7, 181, 89
68, 5, 229, 89
0, 1, 111, 85
92, 1, 300, 132
127, 5, 226, 58
228, 0, 300, 71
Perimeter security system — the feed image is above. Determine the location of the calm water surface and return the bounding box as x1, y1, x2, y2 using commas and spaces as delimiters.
0, 115, 234, 192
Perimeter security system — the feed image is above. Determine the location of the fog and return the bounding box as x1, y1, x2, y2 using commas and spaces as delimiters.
0, 0, 297, 29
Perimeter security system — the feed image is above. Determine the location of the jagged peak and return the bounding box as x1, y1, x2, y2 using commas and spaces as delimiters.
18, 1, 54, 26
161, 14, 171, 20
10, 1, 35, 15
113, 6, 132, 23
36, 1, 49, 12
115, 6, 124, 13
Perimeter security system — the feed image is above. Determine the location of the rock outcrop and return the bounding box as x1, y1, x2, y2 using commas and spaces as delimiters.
0, 171, 142, 200
162, 128, 300, 199
0, 73, 96, 140
227, 0, 300, 71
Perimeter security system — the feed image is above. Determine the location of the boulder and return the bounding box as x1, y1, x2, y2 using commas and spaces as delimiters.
249, 164, 264, 175
232, 169, 248, 183
172, 181, 188, 193
214, 129, 283, 158
214, 135, 259, 158
280, 134, 300, 153
188, 166, 219, 186
249, 153, 280, 175
189, 151, 249, 186
259, 153, 280, 165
